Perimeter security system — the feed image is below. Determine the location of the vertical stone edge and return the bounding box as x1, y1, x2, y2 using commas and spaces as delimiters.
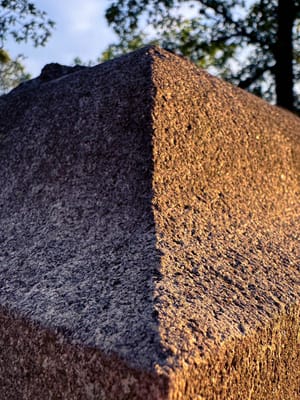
167, 303, 300, 400
0, 306, 169, 399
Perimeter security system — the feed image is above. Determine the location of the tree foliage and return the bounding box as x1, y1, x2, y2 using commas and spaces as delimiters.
0, 0, 54, 47
0, 0, 55, 92
104, 0, 300, 111
0, 52, 30, 92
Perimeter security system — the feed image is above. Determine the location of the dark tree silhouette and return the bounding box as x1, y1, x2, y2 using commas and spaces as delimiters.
104, 0, 300, 112
275, 0, 295, 110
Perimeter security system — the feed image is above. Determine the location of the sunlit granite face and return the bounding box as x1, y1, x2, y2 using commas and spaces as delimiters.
0, 46, 299, 399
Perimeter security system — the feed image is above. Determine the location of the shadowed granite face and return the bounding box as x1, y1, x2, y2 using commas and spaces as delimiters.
0, 46, 299, 399
0, 49, 166, 371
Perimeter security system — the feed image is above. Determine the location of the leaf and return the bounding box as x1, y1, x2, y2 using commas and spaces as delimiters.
0, 48, 10, 63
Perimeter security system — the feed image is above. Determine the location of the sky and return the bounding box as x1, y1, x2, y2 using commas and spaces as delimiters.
5, 1, 250, 80
6, 0, 117, 78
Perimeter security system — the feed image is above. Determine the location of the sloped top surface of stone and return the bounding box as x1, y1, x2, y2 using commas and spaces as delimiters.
150, 47, 300, 371
0, 48, 166, 370
0, 46, 299, 376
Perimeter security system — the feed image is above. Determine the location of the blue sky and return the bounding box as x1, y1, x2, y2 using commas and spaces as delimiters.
6, 0, 117, 78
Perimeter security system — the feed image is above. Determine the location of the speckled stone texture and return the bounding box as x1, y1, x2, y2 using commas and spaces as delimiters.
0, 46, 299, 399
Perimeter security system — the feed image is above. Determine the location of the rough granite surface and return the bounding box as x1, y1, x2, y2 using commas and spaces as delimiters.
0, 46, 299, 399
0, 49, 165, 370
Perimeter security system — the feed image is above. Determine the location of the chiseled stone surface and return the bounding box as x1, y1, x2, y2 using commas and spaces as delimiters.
0, 46, 299, 399
150, 48, 300, 399
0, 48, 165, 371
